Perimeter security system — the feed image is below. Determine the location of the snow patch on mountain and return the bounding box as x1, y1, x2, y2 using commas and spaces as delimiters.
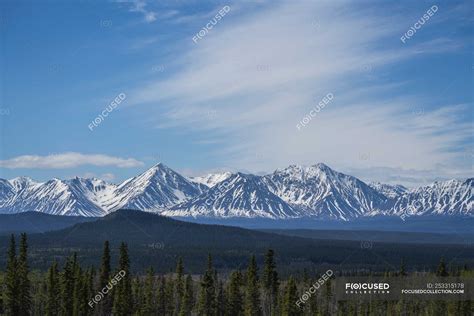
168, 172, 299, 219
264, 164, 390, 220
190, 172, 232, 188
369, 182, 408, 199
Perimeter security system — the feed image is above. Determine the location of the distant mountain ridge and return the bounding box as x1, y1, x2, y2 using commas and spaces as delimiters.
0, 163, 472, 220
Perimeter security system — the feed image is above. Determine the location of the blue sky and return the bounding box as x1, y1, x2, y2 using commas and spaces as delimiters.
0, 0, 472, 186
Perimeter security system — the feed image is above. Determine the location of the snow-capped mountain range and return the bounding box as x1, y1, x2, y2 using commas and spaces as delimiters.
0, 163, 472, 220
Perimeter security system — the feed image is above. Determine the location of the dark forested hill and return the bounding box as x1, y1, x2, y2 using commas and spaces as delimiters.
262, 229, 474, 244
0, 211, 96, 235
1, 209, 472, 274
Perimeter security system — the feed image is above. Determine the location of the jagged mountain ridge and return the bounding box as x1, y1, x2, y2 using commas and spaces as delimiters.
0, 177, 111, 217
368, 182, 408, 199
263, 164, 391, 220
390, 178, 473, 217
0, 163, 472, 219
103, 163, 205, 212
168, 172, 299, 219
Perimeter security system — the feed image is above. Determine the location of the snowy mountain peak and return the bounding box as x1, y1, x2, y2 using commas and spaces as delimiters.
311, 162, 332, 171
274, 163, 337, 181
103, 163, 205, 213
191, 171, 232, 188
168, 171, 298, 219
265, 163, 390, 220
9, 176, 38, 191
0, 163, 471, 219
369, 182, 408, 199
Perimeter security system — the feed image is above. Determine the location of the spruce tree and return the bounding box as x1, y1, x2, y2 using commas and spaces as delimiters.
324, 276, 332, 315
399, 258, 407, 276
99, 240, 111, 288
113, 242, 133, 316
166, 275, 176, 315
436, 258, 449, 276
72, 266, 83, 316
132, 276, 143, 312
198, 254, 217, 316
45, 261, 60, 316
179, 275, 194, 316
216, 281, 225, 316
4, 234, 19, 316
78, 269, 91, 316
282, 277, 302, 316
85, 268, 95, 316
157, 276, 167, 315
17, 233, 31, 316
244, 255, 260, 316
60, 256, 75, 316
226, 271, 243, 316
175, 257, 185, 313
99, 240, 112, 315
141, 267, 155, 315
262, 249, 279, 315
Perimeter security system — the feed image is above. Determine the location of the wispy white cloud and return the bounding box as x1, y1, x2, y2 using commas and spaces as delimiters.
81, 172, 116, 181
0, 153, 144, 169
116, 0, 158, 23
128, 1, 471, 184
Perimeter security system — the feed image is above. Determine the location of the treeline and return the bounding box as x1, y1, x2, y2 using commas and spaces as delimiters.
0, 234, 473, 315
